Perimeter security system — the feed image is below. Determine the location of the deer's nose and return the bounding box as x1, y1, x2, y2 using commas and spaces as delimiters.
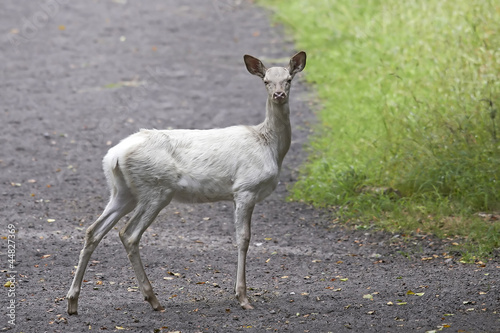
273, 91, 286, 100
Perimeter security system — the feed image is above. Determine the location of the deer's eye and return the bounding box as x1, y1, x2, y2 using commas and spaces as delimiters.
264, 80, 271, 85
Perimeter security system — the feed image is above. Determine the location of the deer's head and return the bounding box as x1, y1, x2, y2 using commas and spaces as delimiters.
244, 51, 306, 105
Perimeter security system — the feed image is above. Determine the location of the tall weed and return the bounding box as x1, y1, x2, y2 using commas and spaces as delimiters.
263, 0, 500, 254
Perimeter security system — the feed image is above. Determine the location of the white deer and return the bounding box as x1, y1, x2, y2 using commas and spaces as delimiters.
66, 51, 307, 314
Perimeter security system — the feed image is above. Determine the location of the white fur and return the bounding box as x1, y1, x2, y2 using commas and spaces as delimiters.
104, 127, 279, 204
67, 51, 306, 314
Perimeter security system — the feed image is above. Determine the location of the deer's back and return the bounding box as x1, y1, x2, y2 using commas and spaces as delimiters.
105, 127, 281, 203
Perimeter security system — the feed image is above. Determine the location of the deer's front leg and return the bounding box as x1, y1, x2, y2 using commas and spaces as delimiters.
233, 194, 255, 309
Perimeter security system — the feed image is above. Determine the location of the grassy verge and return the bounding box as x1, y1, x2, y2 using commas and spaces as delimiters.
262, 0, 500, 258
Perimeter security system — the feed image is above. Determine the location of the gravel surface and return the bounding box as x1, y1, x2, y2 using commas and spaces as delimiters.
1, 1, 499, 332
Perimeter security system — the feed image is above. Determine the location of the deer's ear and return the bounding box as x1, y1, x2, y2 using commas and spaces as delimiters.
288, 51, 306, 77
244, 55, 267, 78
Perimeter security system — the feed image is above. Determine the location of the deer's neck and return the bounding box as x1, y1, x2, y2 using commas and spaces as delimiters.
256, 98, 292, 167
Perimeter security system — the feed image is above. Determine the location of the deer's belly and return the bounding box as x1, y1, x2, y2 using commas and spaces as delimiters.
171, 169, 280, 204
173, 175, 234, 203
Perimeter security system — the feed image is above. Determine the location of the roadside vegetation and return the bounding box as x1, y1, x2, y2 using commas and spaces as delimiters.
262, 0, 500, 258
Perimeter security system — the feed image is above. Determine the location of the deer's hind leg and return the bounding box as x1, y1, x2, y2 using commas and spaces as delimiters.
67, 187, 136, 315
119, 191, 174, 311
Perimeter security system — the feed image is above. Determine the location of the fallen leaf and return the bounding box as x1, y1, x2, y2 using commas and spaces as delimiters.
363, 294, 374, 300
47, 219, 55, 223
163, 277, 174, 280
340, 278, 348, 282
387, 301, 394, 306
115, 326, 125, 330
196, 281, 206, 285
4, 281, 12, 287
281, 276, 289, 279
58, 25, 66, 30
397, 302, 407, 305
407, 290, 415, 295
41, 254, 52, 259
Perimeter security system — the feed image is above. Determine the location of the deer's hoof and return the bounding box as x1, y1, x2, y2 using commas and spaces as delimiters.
150, 299, 164, 312
67, 302, 79, 315
153, 304, 165, 312
240, 302, 254, 310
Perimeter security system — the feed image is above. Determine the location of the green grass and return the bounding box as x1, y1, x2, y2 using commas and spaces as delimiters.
261, 0, 500, 257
